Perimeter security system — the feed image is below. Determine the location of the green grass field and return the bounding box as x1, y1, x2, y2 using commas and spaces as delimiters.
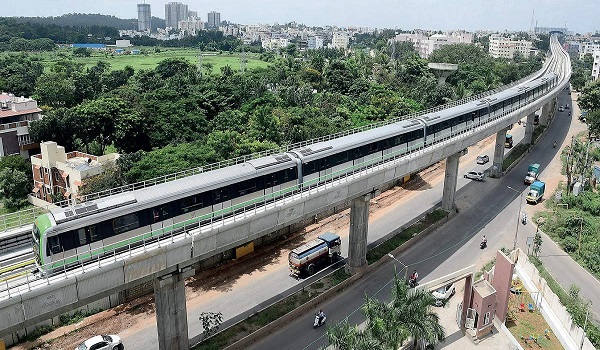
17, 48, 270, 74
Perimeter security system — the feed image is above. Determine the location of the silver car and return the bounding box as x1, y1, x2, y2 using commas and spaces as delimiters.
432, 283, 456, 306
464, 171, 484, 181
476, 155, 489, 165
76, 335, 123, 350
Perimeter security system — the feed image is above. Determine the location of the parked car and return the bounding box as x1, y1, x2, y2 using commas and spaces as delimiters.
476, 155, 489, 165
464, 171, 484, 181
76, 335, 123, 350
565, 104, 569, 109
432, 283, 456, 306
558, 106, 564, 112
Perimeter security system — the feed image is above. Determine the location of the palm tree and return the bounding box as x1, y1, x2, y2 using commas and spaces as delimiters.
327, 272, 445, 350
387, 273, 446, 349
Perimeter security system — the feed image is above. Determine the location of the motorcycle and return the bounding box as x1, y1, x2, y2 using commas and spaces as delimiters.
480, 240, 487, 249
313, 313, 326, 328
408, 278, 418, 288
553, 141, 557, 148
522, 214, 527, 225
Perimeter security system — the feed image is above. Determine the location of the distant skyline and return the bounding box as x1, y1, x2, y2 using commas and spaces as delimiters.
4, 0, 598, 34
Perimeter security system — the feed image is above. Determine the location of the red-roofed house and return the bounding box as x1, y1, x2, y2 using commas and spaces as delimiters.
0, 92, 43, 158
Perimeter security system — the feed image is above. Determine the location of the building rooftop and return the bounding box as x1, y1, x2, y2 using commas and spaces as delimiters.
473, 279, 496, 298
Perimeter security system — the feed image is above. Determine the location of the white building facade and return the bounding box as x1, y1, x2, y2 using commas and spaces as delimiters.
488, 34, 533, 59
392, 31, 473, 58
592, 51, 600, 80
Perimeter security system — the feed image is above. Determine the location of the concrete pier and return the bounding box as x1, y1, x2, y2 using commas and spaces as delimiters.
490, 128, 508, 178
442, 152, 460, 211
154, 267, 194, 350
524, 112, 535, 144
346, 194, 370, 274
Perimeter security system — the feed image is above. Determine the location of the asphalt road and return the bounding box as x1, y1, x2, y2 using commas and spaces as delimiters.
246, 89, 600, 349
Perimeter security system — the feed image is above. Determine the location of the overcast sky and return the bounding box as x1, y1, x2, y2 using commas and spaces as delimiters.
4, 0, 598, 33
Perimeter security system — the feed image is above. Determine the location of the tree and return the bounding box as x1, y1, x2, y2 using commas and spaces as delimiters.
0, 168, 30, 210
579, 80, 600, 112
199, 312, 223, 339
78, 162, 126, 196
327, 272, 445, 350
73, 47, 92, 57
533, 231, 543, 257
0, 53, 44, 97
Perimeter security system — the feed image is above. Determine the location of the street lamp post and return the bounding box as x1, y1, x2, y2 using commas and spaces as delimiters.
387, 253, 409, 279
507, 185, 524, 251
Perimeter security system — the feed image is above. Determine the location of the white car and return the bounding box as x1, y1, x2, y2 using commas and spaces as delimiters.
76, 335, 123, 350
464, 171, 484, 181
432, 283, 456, 306
558, 106, 564, 112
476, 155, 489, 165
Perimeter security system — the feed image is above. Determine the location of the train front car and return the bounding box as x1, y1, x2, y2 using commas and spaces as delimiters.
32, 213, 55, 273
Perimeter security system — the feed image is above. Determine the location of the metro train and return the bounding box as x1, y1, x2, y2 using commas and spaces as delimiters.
32, 71, 558, 272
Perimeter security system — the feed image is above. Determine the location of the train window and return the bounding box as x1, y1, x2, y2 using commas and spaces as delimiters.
89, 226, 99, 242
319, 157, 330, 171
367, 142, 379, 154
284, 168, 297, 182
264, 173, 276, 188
77, 228, 88, 246
181, 195, 203, 213
237, 179, 257, 196
303, 161, 317, 176
48, 236, 61, 255
113, 213, 140, 234
153, 204, 171, 222
334, 151, 349, 165
212, 187, 230, 204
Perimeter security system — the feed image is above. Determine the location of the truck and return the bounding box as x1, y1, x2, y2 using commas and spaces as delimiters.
505, 134, 513, 148
526, 180, 545, 204
524, 163, 540, 185
289, 232, 341, 276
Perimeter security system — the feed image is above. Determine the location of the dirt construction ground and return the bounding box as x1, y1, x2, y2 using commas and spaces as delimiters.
15, 94, 584, 350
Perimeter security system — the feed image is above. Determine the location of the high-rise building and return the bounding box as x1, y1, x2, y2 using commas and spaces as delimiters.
207, 11, 221, 29
165, 2, 189, 29
137, 3, 151, 31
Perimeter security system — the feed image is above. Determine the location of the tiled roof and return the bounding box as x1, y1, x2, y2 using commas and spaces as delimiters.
0, 108, 42, 118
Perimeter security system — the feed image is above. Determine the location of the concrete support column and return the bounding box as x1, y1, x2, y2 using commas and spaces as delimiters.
346, 194, 370, 274
490, 128, 508, 178
524, 112, 535, 144
441, 152, 460, 212
540, 103, 550, 125
154, 267, 194, 350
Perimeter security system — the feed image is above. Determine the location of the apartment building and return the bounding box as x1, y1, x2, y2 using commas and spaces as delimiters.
330, 32, 349, 50
30, 141, 119, 203
179, 17, 204, 35
488, 34, 533, 59
592, 51, 600, 80
165, 2, 188, 29
0, 93, 42, 158
392, 31, 473, 58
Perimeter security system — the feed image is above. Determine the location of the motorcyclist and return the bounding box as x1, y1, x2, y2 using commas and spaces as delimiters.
409, 270, 418, 285
481, 235, 487, 245
553, 141, 557, 148
522, 212, 528, 224
318, 309, 325, 324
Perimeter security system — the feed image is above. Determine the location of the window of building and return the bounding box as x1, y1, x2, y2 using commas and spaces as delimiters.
483, 312, 490, 325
